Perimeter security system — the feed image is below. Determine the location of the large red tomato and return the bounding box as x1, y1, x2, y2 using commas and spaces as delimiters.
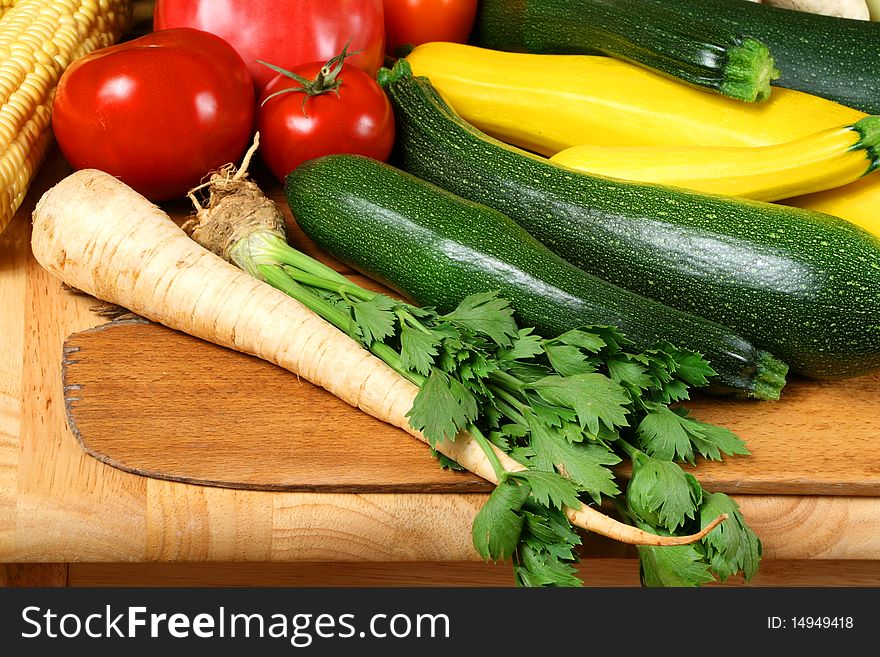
154, 0, 385, 91
256, 49, 395, 182
52, 28, 254, 201
383, 0, 477, 56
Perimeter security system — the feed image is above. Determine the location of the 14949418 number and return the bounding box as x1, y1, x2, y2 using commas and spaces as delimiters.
768, 616, 854, 630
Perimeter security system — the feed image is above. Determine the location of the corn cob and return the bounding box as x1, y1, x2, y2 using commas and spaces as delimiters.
0, 0, 132, 235
0, 1, 17, 21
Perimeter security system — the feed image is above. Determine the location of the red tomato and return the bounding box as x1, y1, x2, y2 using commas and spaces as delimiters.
256, 51, 395, 182
52, 28, 254, 201
383, 0, 478, 56
154, 0, 385, 92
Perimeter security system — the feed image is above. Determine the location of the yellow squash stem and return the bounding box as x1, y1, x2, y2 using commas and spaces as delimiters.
550, 117, 880, 202
31, 169, 722, 548
405, 42, 880, 237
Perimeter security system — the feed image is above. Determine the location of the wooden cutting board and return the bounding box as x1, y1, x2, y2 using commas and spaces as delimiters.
62, 318, 880, 495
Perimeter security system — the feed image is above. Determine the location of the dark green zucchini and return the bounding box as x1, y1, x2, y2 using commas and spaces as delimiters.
474, 0, 779, 102
285, 154, 787, 400
477, 0, 880, 114
650, 0, 880, 114
382, 62, 880, 379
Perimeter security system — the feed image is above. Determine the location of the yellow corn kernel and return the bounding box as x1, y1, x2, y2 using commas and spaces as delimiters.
0, 0, 133, 236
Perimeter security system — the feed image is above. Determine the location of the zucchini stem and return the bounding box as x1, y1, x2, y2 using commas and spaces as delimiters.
720, 37, 780, 103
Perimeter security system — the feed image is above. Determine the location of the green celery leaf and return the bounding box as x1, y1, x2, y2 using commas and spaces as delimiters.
585, 325, 630, 353
491, 423, 527, 451
529, 399, 575, 428
547, 329, 607, 352
437, 338, 463, 373
501, 423, 528, 439
498, 328, 545, 362
503, 362, 553, 383
400, 302, 437, 320
430, 448, 464, 471
528, 415, 621, 503
541, 505, 583, 550
545, 343, 597, 377
667, 348, 717, 387
543, 542, 578, 564
521, 514, 579, 563
472, 480, 531, 561
488, 431, 511, 451
530, 373, 631, 435
458, 349, 497, 382
607, 356, 654, 391
700, 492, 763, 582
627, 455, 702, 531
637, 404, 702, 463
441, 291, 518, 346
448, 375, 479, 422
406, 369, 478, 446
515, 543, 582, 587
509, 445, 536, 466
654, 379, 691, 404
426, 320, 460, 341
351, 295, 397, 345
521, 511, 561, 546
399, 324, 439, 377
637, 542, 715, 587
559, 420, 589, 444
642, 349, 676, 387
513, 566, 541, 588
689, 421, 751, 461
510, 470, 582, 510
482, 402, 502, 429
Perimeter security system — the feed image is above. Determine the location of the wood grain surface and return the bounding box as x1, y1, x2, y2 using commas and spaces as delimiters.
62, 559, 880, 588
62, 320, 490, 493
2, 149, 880, 586
8, 559, 880, 588
62, 319, 880, 495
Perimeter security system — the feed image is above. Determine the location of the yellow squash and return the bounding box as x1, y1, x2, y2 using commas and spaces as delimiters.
405, 42, 879, 237
550, 118, 880, 202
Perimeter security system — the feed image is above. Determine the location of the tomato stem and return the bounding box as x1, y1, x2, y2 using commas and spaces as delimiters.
257, 39, 363, 113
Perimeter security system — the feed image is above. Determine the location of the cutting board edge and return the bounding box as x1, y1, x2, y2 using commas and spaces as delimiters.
62, 317, 151, 460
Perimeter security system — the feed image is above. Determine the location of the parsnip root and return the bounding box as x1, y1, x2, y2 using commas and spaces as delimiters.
31, 168, 724, 547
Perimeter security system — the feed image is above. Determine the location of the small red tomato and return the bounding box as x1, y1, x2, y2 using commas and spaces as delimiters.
256, 49, 395, 182
383, 0, 478, 57
52, 28, 255, 201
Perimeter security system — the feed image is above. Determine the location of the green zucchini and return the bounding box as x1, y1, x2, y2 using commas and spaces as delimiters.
382, 62, 880, 380
285, 154, 787, 400
474, 0, 780, 102
651, 0, 880, 114
477, 0, 880, 114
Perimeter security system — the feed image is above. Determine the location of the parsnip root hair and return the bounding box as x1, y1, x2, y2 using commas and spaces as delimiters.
182, 133, 287, 261
31, 168, 724, 547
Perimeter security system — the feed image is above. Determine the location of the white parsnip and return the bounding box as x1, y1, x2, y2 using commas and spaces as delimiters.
31, 168, 723, 547
32, 169, 411, 418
